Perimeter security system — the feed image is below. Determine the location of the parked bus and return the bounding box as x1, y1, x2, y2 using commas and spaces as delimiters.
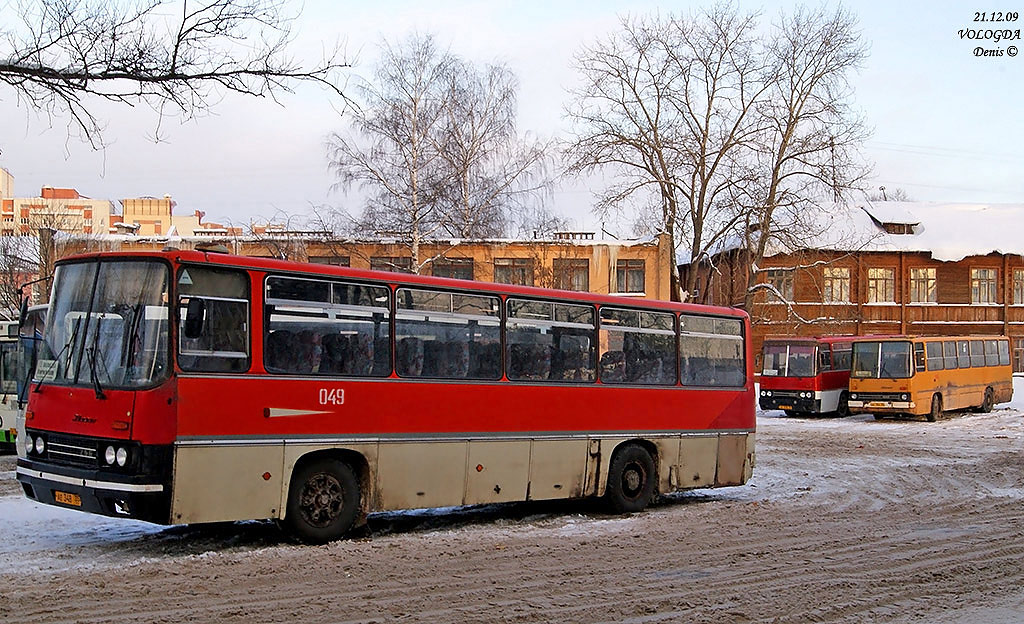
0, 319, 19, 451
847, 335, 1013, 421
11, 305, 47, 455
16, 250, 755, 543
758, 335, 857, 417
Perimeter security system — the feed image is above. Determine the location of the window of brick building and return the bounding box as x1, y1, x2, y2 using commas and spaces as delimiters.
308, 256, 351, 266
370, 256, 413, 273
431, 258, 474, 280
867, 267, 896, 303
1014, 269, 1024, 305
910, 267, 936, 303
764, 269, 794, 301
494, 258, 533, 286
616, 259, 645, 293
553, 258, 590, 291
822, 267, 850, 303
971, 268, 998, 303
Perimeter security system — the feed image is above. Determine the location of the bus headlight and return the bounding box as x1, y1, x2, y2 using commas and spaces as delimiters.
760, 390, 766, 396
115, 447, 129, 467
105, 446, 117, 465
850, 393, 858, 400
765, 390, 772, 397
34, 436, 45, 455
901, 393, 909, 401
25, 434, 34, 455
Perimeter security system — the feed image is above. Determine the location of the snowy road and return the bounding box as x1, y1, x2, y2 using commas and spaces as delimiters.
1, 381, 1023, 623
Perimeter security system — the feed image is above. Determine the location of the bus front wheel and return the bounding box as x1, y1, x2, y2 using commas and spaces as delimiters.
927, 394, 943, 422
284, 458, 361, 544
836, 391, 851, 418
606, 445, 657, 513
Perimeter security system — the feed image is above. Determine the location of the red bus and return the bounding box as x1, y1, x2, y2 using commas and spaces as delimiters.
758, 335, 858, 417
17, 250, 755, 543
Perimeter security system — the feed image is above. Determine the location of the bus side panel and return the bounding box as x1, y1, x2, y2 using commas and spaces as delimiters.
716, 433, 753, 486
465, 440, 530, 504
170, 443, 285, 524
376, 441, 468, 510
993, 377, 1014, 404
527, 439, 588, 501
676, 436, 719, 489
654, 437, 680, 494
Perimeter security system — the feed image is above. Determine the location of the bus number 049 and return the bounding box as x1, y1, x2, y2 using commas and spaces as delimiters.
319, 388, 345, 405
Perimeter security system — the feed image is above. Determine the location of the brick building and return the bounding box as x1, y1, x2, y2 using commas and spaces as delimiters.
680, 201, 1024, 371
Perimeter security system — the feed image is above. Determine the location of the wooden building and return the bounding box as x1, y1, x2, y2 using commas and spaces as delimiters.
680, 201, 1024, 371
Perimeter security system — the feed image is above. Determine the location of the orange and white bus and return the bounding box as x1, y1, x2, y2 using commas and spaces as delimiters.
16, 249, 755, 542
758, 335, 857, 417
847, 335, 1013, 421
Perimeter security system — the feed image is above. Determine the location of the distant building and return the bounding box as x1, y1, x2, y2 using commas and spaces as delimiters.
680, 201, 1024, 371
58, 231, 676, 300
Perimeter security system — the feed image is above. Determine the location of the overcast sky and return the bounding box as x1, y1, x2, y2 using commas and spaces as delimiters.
0, 0, 1021, 235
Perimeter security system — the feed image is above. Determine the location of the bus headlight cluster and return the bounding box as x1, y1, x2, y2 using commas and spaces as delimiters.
25, 433, 44, 455
104, 445, 130, 467
760, 390, 772, 397
799, 392, 812, 399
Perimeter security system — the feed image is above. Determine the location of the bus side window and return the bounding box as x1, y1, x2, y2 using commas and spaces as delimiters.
984, 340, 999, 366
913, 343, 926, 372
832, 346, 852, 371
818, 345, 832, 372
969, 340, 985, 367
943, 341, 958, 369
957, 340, 971, 368
926, 341, 944, 371
998, 340, 1011, 366
178, 267, 250, 373
679, 315, 744, 387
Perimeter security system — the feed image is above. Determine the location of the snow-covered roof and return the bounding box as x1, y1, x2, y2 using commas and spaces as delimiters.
768, 201, 1024, 263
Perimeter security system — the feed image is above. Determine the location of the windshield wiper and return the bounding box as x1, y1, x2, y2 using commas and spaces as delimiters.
34, 320, 81, 393
86, 317, 107, 400
121, 304, 144, 384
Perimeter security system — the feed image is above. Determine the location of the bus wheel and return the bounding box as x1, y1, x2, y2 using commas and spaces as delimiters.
977, 387, 995, 413
836, 391, 851, 418
927, 394, 942, 422
606, 445, 656, 513
284, 459, 360, 544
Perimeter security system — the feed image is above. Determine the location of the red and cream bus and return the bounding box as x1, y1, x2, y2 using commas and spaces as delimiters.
17, 250, 755, 543
758, 335, 857, 417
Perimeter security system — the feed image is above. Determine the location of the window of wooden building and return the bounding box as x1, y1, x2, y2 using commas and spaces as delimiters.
867, 267, 896, 303
910, 267, 936, 303
308, 256, 351, 266
1013, 269, 1024, 305
970, 268, 998, 304
765, 268, 794, 301
823, 267, 850, 303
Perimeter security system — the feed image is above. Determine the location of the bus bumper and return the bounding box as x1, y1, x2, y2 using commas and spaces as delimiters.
847, 400, 915, 412
759, 396, 820, 413
15, 459, 172, 524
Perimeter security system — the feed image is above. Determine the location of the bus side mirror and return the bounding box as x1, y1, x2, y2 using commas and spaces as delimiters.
183, 298, 207, 339
18, 295, 28, 326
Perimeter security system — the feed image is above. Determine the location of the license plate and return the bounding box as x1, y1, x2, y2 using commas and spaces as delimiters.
869, 402, 887, 408
54, 491, 82, 507
778, 404, 793, 410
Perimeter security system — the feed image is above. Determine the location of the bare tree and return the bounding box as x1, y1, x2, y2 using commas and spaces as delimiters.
435, 59, 552, 238
328, 32, 554, 273
739, 6, 870, 310
0, 0, 348, 148
565, 7, 767, 301
867, 186, 912, 202
0, 235, 39, 317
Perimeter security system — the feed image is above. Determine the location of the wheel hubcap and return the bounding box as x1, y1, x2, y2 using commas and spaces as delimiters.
299, 473, 344, 528
622, 462, 645, 499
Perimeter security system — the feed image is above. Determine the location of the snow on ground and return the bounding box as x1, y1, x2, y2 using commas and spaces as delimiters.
1, 377, 1022, 574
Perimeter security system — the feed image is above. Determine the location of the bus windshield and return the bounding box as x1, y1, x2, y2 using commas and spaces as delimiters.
852, 341, 912, 379
37, 260, 170, 389
762, 342, 815, 377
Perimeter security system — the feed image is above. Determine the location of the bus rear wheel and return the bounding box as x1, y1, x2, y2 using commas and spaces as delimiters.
976, 387, 994, 413
835, 391, 851, 418
927, 394, 942, 422
606, 445, 656, 513
284, 458, 360, 544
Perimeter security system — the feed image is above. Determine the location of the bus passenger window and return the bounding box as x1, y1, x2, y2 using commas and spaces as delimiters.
957, 340, 971, 368
264, 276, 390, 377
914, 343, 926, 372
943, 341, 958, 369
506, 299, 595, 383
395, 289, 500, 380
998, 340, 1011, 366
832, 346, 852, 371
818, 345, 833, 372
969, 340, 985, 367
926, 341, 944, 371
984, 340, 999, 366
679, 315, 744, 387
598, 308, 676, 385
